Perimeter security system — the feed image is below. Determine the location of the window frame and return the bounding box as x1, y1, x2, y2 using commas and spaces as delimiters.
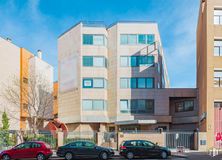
175, 100, 195, 113
83, 78, 93, 88
214, 9, 222, 25
120, 34, 155, 45
214, 40, 222, 56
83, 34, 106, 46
214, 70, 222, 87
82, 99, 107, 111
83, 56, 107, 68
120, 99, 154, 114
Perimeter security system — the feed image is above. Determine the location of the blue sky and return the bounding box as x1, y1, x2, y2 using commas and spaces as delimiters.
0, 0, 199, 88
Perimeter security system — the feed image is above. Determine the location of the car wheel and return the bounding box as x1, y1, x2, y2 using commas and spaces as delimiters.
100, 151, 108, 160
2, 154, 10, 160
37, 153, 46, 160
126, 152, 134, 159
65, 152, 73, 160
161, 151, 168, 159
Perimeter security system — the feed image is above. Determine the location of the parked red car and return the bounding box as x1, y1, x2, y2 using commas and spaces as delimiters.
0, 141, 53, 160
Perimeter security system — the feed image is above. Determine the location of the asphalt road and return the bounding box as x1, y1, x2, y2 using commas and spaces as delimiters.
48, 156, 187, 160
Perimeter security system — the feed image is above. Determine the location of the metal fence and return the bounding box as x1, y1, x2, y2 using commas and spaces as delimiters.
0, 130, 197, 151
165, 132, 195, 149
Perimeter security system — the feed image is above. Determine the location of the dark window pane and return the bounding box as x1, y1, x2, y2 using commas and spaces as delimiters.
131, 78, 137, 88
147, 34, 155, 44
138, 34, 146, 44
130, 56, 138, 67
83, 56, 93, 66
83, 34, 93, 45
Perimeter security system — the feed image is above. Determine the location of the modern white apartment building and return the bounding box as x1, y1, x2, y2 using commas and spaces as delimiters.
58, 21, 198, 132
0, 36, 54, 130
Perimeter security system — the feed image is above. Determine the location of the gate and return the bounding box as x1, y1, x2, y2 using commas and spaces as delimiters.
165, 132, 195, 150
99, 132, 118, 150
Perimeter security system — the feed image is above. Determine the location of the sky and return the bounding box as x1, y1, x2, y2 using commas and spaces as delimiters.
0, 0, 200, 88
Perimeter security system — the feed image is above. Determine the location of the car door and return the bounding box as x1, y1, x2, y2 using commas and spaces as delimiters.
126, 140, 140, 157
136, 140, 147, 157
82, 141, 98, 158
29, 142, 42, 158
13, 142, 32, 159
71, 141, 84, 158
142, 141, 160, 158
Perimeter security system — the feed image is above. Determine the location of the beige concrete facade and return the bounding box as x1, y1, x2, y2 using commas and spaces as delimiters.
58, 22, 199, 133
197, 0, 222, 149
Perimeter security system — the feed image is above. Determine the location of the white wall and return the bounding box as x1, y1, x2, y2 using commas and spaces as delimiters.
0, 37, 20, 130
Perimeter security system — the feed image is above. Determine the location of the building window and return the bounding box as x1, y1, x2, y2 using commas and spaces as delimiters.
120, 99, 154, 114
131, 56, 138, 67
214, 102, 222, 108
138, 78, 146, 88
120, 34, 155, 45
120, 56, 129, 67
120, 56, 154, 67
82, 99, 107, 111
93, 57, 105, 67
82, 100, 93, 110
131, 78, 137, 89
214, 70, 222, 87
83, 56, 93, 66
93, 35, 104, 45
120, 100, 129, 113
83, 56, 107, 67
23, 77, 28, 84
128, 35, 137, 44
83, 34, 93, 45
83, 78, 107, 89
200, 140, 206, 146
83, 34, 106, 46
214, 9, 222, 25
120, 78, 154, 89
120, 34, 128, 45
138, 34, 146, 44
120, 78, 130, 88
93, 78, 105, 88
147, 34, 155, 44
146, 78, 154, 88
83, 79, 93, 88
214, 40, 222, 56
175, 100, 194, 112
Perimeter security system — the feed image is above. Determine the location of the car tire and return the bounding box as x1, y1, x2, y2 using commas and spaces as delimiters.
37, 153, 46, 160
2, 154, 11, 160
161, 151, 168, 159
126, 152, 134, 159
65, 152, 74, 160
99, 151, 108, 160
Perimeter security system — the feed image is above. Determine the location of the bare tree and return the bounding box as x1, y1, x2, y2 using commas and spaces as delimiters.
0, 73, 53, 136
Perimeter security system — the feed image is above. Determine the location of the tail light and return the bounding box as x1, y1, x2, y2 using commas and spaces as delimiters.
120, 146, 127, 150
